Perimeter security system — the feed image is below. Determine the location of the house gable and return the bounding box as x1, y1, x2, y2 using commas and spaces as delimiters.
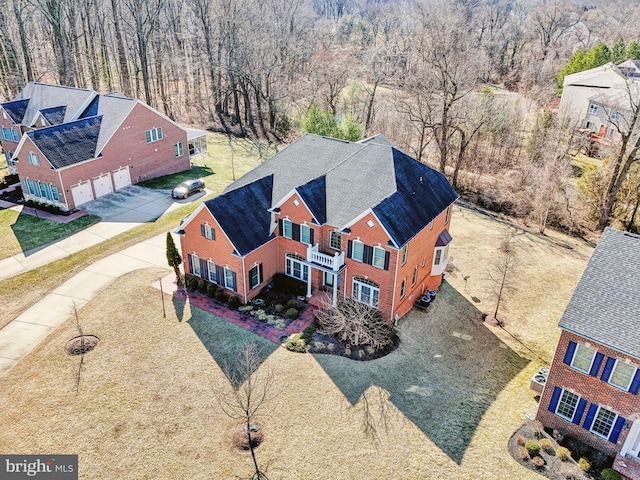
204, 175, 274, 256
38, 105, 67, 126
1, 99, 29, 124
295, 175, 327, 225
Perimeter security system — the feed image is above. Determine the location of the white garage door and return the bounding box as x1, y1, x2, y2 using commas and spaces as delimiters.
71, 181, 94, 207
112, 166, 131, 190
93, 173, 113, 198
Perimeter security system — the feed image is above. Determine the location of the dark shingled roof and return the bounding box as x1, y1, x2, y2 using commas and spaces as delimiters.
39, 105, 67, 125
11, 82, 95, 125
211, 134, 457, 254
80, 96, 99, 118
436, 230, 453, 247
558, 228, 640, 359
27, 116, 103, 169
296, 175, 327, 224
204, 175, 274, 255
372, 149, 458, 246
2, 99, 29, 123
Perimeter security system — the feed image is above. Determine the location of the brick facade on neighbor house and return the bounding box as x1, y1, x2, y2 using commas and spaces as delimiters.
0, 82, 192, 211
536, 229, 640, 480
177, 134, 458, 323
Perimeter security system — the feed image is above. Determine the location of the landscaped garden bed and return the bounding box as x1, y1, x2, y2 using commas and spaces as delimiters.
508, 420, 619, 480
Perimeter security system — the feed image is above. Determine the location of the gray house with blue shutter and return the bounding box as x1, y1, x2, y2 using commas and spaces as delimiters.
536, 228, 640, 478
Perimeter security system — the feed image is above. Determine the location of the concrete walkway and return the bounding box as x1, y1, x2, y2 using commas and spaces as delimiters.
0, 232, 172, 377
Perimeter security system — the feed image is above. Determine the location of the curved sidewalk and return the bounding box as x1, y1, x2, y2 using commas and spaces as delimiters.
0, 232, 172, 377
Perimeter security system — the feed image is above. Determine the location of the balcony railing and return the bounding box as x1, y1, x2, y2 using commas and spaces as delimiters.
307, 244, 344, 271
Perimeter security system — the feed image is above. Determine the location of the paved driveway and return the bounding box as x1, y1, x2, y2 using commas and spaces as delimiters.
82, 185, 202, 222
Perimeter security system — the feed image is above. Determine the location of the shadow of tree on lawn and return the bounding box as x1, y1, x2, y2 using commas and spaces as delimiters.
312, 280, 530, 464
185, 306, 278, 388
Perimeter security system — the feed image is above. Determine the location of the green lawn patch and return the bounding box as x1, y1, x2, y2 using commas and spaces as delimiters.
0, 209, 100, 260
138, 133, 266, 194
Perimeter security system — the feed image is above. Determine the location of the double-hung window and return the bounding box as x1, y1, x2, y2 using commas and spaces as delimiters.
401, 244, 408, 265
189, 253, 201, 277
591, 406, 617, 439
571, 344, 596, 373
207, 260, 216, 283
301, 224, 311, 245
282, 219, 293, 239
27, 152, 40, 166
609, 361, 636, 391
224, 267, 237, 291
285, 255, 308, 282
352, 240, 364, 262
372, 246, 385, 269
202, 223, 215, 240
400, 279, 406, 298
145, 127, 163, 143
589, 104, 598, 115
174, 142, 183, 157
249, 264, 262, 290
412, 266, 418, 286
11, 129, 19, 142
556, 389, 580, 421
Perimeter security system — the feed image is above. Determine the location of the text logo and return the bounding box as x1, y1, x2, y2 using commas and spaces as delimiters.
1, 455, 77, 479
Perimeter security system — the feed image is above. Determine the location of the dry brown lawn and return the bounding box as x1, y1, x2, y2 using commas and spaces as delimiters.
0, 205, 595, 479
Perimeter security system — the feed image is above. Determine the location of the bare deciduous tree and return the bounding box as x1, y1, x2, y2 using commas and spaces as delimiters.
315, 298, 394, 350
487, 233, 521, 326
216, 343, 278, 480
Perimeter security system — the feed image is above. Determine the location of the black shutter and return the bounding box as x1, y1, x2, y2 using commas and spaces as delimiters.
231, 271, 237, 291
383, 251, 390, 270
188, 254, 194, 274
200, 224, 206, 237
309, 228, 314, 245
363, 245, 374, 265
278, 219, 283, 236
292, 223, 301, 241
347, 240, 353, 258
216, 265, 225, 286
547, 386, 561, 414
200, 259, 208, 279
563, 341, 577, 365
258, 263, 263, 284
211, 227, 215, 240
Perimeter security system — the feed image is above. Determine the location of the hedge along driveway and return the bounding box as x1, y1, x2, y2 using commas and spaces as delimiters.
313, 281, 530, 464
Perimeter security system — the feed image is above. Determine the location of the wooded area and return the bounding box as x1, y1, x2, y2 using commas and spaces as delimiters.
1, 0, 639, 234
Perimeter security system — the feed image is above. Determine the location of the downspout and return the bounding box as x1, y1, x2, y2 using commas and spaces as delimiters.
390, 247, 400, 324
241, 255, 248, 304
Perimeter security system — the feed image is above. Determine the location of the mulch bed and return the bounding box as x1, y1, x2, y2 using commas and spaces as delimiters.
305, 329, 399, 361
508, 420, 615, 480
174, 287, 398, 360
174, 288, 315, 344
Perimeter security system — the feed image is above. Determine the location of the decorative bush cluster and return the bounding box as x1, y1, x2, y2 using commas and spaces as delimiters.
525, 440, 540, 457
285, 334, 307, 353
538, 438, 553, 453
530, 456, 545, 468
228, 296, 241, 309
578, 457, 591, 472
601, 468, 622, 480
285, 308, 299, 319
556, 446, 571, 461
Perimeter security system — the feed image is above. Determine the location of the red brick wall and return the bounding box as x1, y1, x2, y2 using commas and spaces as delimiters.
179, 189, 455, 323
536, 330, 640, 456
392, 205, 452, 320
14, 102, 189, 210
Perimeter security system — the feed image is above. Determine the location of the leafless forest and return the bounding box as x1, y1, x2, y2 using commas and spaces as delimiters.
1, 0, 639, 234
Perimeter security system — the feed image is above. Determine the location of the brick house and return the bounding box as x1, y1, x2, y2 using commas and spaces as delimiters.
0, 82, 194, 211
536, 228, 640, 479
176, 133, 458, 323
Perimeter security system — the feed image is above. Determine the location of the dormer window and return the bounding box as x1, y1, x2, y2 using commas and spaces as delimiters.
589, 104, 598, 115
